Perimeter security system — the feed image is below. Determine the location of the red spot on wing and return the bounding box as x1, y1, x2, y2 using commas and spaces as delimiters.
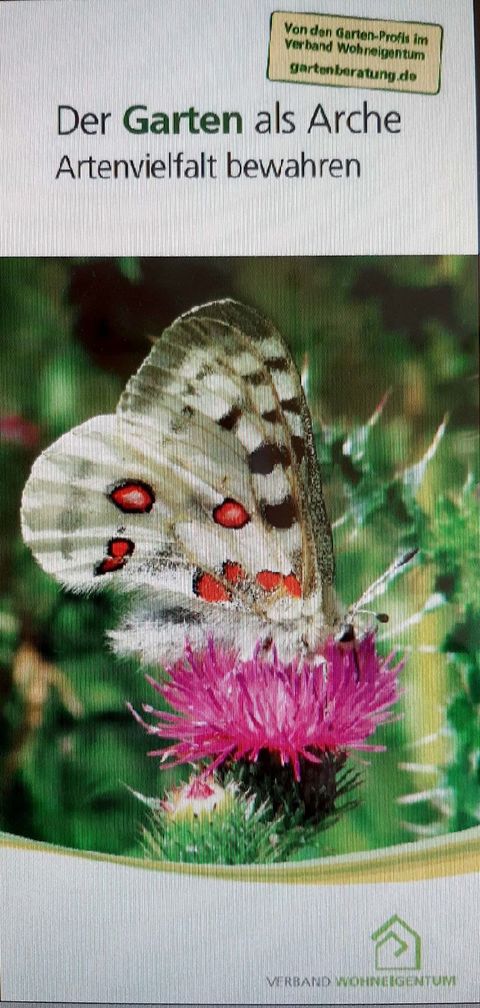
193, 572, 232, 603
108, 537, 135, 559
109, 480, 155, 513
213, 498, 250, 529
222, 561, 246, 583
256, 570, 283, 592
95, 556, 126, 576
283, 573, 302, 598
256, 570, 302, 597
95, 537, 135, 576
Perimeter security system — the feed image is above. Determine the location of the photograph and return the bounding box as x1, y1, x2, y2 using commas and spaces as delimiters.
0, 255, 478, 865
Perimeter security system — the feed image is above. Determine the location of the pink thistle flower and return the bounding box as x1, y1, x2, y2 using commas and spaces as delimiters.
130, 633, 403, 782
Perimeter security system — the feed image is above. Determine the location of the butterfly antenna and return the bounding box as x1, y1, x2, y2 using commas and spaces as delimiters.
355, 608, 390, 624
350, 548, 418, 615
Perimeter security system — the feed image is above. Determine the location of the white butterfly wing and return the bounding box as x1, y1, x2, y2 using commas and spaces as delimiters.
21, 300, 337, 662
120, 300, 335, 594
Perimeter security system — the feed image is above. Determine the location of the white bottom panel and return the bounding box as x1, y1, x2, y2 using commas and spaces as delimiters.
1, 844, 477, 1003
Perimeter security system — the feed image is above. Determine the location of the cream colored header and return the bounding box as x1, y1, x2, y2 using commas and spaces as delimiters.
268, 12, 443, 94
0, 0, 476, 255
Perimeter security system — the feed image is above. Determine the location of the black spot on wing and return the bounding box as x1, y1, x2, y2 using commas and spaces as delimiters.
260, 495, 298, 529
217, 404, 242, 431
291, 435, 306, 463
248, 442, 291, 475
264, 356, 289, 372
245, 370, 267, 386
262, 408, 281, 423
182, 382, 197, 397
171, 403, 195, 433
196, 363, 214, 380
280, 397, 302, 415
161, 606, 203, 625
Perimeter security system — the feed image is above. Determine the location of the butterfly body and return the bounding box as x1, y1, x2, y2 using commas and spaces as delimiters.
21, 300, 338, 665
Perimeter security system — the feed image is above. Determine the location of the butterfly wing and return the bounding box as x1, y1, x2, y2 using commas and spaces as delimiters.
179, 300, 335, 593
21, 300, 337, 663
119, 300, 335, 598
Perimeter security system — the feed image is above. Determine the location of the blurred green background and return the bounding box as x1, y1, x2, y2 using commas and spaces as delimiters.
0, 256, 478, 860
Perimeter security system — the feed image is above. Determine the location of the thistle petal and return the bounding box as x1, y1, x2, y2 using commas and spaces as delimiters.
131, 633, 403, 779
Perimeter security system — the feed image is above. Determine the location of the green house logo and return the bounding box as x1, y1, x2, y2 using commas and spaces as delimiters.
371, 915, 421, 971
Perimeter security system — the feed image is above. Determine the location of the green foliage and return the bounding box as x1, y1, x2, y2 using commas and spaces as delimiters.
401, 483, 480, 835
142, 788, 303, 865
0, 256, 477, 862
430, 483, 479, 605
138, 770, 357, 865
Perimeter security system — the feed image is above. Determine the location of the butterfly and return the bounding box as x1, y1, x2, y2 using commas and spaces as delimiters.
21, 300, 341, 665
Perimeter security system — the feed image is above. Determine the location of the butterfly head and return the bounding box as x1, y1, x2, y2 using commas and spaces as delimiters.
335, 609, 390, 646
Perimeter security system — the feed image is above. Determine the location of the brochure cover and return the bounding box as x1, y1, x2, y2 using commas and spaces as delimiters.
0, 0, 478, 1002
